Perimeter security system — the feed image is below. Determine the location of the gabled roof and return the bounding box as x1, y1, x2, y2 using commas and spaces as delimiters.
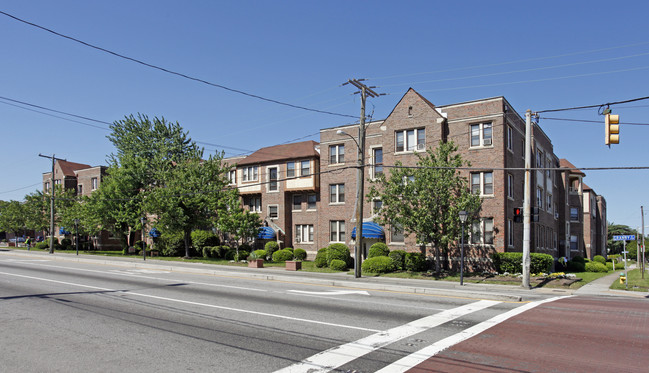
57, 160, 92, 177
559, 159, 586, 176
237, 140, 319, 166
382, 88, 446, 122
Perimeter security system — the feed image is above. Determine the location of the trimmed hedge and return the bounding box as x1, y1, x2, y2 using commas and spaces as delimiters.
368, 243, 390, 258
253, 249, 267, 259
593, 255, 606, 265
388, 250, 407, 270
234, 250, 250, 262
314, 248, 328, 268
191, 230, 219, 251
405, 252, 427, 272
35, 241, 49, 250
272, 249, 294, 262
491, 252, 553, 274
567, 260, 586, 272
293, 248, 307, 261
329, 259, 348, 271
264, 241, 280, 257
585, 261, 608, 273
326, 243, 352, 267
606, 261, 625, 270
362, 256, 396, 273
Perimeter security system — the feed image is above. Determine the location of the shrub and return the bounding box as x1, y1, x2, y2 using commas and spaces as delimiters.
572, 255, 585, 263
314, 248, 328, 268
284, 247, 294, 253
567, 260, 586, 272
530, 253, 553, 273
272, 249, 294, 262
224, 249, 236, 260
593, 255, 606, 265
585, 261, 608, 273
606, 261, 625, 270
368, 243, 390, 258
389, 250, 407, 270
404, 252, 427, 272
329, 259, 348, 271
35, 241, 49, 251
253, 249, 267, 259
327, 243, 352, 267
265, 241, 280, 257
491, 252, 552, 274
234, 250, 250, 262
362, 256, 396, 273
191, 230, 219, 251
160, 231, 185, 257
61, 238, 72, 249
293, 248, 307, 261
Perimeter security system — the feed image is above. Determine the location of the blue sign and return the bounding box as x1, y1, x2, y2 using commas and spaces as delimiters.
613, 235, 636, 241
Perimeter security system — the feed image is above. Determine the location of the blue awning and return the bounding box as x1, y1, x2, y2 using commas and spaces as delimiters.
257, 226, 276, 239
351, 222, 385, 239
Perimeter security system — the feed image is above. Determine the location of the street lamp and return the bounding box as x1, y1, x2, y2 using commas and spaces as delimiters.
337, 129, 365, 278
459, 210, 468, 286
140, 216, 147, 261
74, 218, 80, 256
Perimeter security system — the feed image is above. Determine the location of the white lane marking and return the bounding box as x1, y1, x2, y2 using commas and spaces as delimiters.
113, 269, 171, 274
274, 299, 500, 373
3, 259, 51, 262
0, 271, 380, 333
375, 296, 568, 373
287, 290, 370, 296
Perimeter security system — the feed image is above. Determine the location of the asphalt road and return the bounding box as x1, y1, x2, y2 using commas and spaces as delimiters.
1, 255, 545, 373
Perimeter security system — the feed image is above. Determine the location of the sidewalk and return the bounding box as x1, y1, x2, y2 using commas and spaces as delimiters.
574, 265, 648, 298
1, 248, 645, 302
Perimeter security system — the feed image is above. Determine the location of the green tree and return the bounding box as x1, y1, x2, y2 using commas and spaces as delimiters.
21, 187, 76, 238
0, 200, 27, 240
367, 141, 482, 274
607, 223, 635, 254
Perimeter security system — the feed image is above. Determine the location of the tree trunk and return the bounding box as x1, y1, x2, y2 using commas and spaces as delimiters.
184, 230, 191, 258
434, 245, 440, 274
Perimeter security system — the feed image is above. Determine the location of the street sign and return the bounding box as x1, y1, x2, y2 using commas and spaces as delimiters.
613, 235, 636, 241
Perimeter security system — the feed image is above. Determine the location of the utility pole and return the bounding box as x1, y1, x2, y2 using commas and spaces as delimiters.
642, 206, 645, 279
39, 154, 66, 254
342, 79, 381, 278
522, 110, 532, 288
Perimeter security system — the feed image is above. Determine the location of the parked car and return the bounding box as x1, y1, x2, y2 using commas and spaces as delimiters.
9, 237, 25, 243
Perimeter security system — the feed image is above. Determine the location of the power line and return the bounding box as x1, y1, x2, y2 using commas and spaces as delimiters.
0, 95, 112, 129
536, 95, 649, 114
0, 183, 42, 195
0, 10, 356, 119
539, 117, 649, 126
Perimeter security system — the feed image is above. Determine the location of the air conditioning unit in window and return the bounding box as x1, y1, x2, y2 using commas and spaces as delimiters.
555, 212, 559, 219
483, 138, 492, 146
416, 143, 425, 151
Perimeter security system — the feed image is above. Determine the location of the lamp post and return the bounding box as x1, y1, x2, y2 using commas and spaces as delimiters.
74, 218, 80, 256
140, 216, 147, 261
459, 210, 468, 286
337, 129, 364, 278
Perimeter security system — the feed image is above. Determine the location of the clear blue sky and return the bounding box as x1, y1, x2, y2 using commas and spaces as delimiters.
2, 1, 648, 230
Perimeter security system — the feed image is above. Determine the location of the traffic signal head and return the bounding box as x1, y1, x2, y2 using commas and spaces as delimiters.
513, 207, 522, 223
605, 113, 620, 145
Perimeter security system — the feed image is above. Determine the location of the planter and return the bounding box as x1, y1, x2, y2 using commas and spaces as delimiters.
285, 261, 302, 271
248, 259, 264, 268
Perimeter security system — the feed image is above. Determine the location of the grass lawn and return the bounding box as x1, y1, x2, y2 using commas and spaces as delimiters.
609, 268, 649, 292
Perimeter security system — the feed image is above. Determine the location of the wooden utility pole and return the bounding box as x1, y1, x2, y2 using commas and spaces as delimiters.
39, 153, 66, 254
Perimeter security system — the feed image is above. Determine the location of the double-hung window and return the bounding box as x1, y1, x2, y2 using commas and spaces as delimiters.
295, 224, 314, 243
330, 221, 345, 242
91, 177, 98, 190
228, 170, 237, 184
292, 194, 302, 211
471, 172, 493, 196
329, 144, 344, 164
269, 205, 279, 219
268, 167, 278, 192
507, 126, 513, 151
507, 173, 514, 199
372, 147, 383, 177
286, 162, 295, 178
242, 166, 258, 182
507, 219, 514, 247
471, 218, 494, 245
330, 184, 345, 204
307, 194, 317, 210
391, 224, 404, 243
248, 196, 261, 212
395, 128, 425, 152
300, 160, 310, 176
570, 207, 579, 221
470, 122, 492, 147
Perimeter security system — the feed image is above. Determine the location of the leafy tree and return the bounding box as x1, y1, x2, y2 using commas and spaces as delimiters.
0, 200, 27, 239
607, 223, 635, 254
21, 187, 76, 238
216, 190, 262, 246
367, 141, 481, 274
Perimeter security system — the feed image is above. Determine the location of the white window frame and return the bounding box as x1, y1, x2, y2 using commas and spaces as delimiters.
471, 172, 494, 196
242, 166, 259, 182
371, 146, 383, 178
286, 161, 295, 178
547, 193, 553, 213
295, 224, 314, 243
395, 128, 425, 152
248, 196, 261, 213
330, 220, 345, 243
372, 199, 383, 215
390, 223, 405, 244
91, 177, 98, 190
330, 184, 345, 204
329, 144, 345, 165
228, 170, 237, 185
570, 235, 578, 251
507, 219, 514, 248
268, 204, 279, 219
507, 126, 513, 152
471, 218, 494, 245
536, 188, 543, 208
470, 122, 492, 147
300, 160, 310, 177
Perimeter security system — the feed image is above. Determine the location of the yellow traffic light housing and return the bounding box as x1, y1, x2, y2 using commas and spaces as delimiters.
605, 113, 620, 145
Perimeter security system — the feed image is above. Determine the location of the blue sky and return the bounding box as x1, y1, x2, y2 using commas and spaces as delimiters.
1, 1, 648, 230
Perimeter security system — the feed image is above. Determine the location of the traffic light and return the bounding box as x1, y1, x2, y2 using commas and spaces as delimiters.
605, 113, 620, 145
513, 207, 522, 223
532, 207, 539, 222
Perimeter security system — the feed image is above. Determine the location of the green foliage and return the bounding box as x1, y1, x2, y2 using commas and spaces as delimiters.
234, 250, 249, 262
284, 247, 294, 252
60, 238, 72, 249
606, 261, 625, 271
362, 256, 396, 273
159, 231, 185, 257
326, 243, 352, 267
293, 248, 307, 261
530, 253, 553, 273
368, 242, 390, 258
264, 241, 280, 256
572, 255, 585, 263
567, 260, 586, 272
593, 255, 606, 264
314, 248, 328, 268
404, 252, 427, 272
585, 261, 609, 273
34, 241, 49, 251
224, 249, 236, 260
272, 249, 295, 262
253, 249, 267, 259
191, 230, 219, 250
491, 252, 552, 274
329, 259, 348, 271
388, 250, 407, 270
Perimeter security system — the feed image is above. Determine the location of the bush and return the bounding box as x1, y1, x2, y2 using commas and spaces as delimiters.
404, 252, 427, 272
265, 241, 280, 257
160, 231, 185, 257
368, 243, 390, 258
530, 253, 553, 273
388, 250, 407, 270
585, 261, 608, 273
329, 259, 348, 271
606, 261, 625, 270
293, 248, 307, 261
314, 248, 328, 268
191, 230, 219, 251
327, 243, 352, 267
253, 249, 267, 260
234, 250, 250, 262
224, 249, 236, 260
284, 247, 294, 253
491, 252, 552, 274
567, 260, 586, 272
272, 249, 294, 262
572, 255, 585, 263
60, 238, 72, 249
362, 256, 396, 273
35, 241, 49, 251
593, 255, 606, 264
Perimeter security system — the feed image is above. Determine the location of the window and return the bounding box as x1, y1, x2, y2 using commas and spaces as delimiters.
77, 184, 83, 195
570, 235, 578, 250
470, 122, 492, 147
228, 170, 237, 184
547, 194, 553, 212
521, 139, 525, 159
507, 126, 513, 151
395, 128, 425, 152
292, 194, 302, 211
507, 173, 514, 199
243, 166, 258, 182
307, 194, 317, 210
55, 179, 61, 185
554, 203, 559, 219
330, 220, 345, 242
536, 149, 543, 168
372, 199, 383, 215
300, 160, 310, 176
268, 167, 278, 192
269, 205, 278, 219
471, 172, 493, 196
295, 224, 314, 243
372, 147, 383, 177
507, 219, 514, 248
91, 177, 98, 190
248, 196, 261, 212
45, 181, 50, 192
471, 218, 494, 245
287, 162, 295, 178
330, 184, 345, 204
536, 188, 543, 208
570, 207, 579, 221
391, 224, 404, 243
329, 144, 344, 164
